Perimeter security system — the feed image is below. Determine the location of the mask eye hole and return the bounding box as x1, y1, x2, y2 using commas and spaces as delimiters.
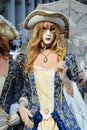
42, 27, 47, 31
50, 24, 55, 32
42, 26, 55, 32
50, 27, 55, 31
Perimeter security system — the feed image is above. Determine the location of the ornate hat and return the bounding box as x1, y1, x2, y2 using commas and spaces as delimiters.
0, 15, 19, 40
23, 10, 69, 34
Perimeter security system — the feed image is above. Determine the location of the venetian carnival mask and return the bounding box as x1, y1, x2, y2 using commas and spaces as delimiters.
42, 22, 55, 45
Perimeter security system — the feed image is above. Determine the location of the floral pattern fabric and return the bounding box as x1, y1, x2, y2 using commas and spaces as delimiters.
21, 52, 82, 130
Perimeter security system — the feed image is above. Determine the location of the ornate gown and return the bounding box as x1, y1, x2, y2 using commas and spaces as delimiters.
21, 52, 87, 130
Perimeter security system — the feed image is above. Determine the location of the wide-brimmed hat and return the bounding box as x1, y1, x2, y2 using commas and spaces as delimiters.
23, 9, 69, 34
0, 15, 19, 41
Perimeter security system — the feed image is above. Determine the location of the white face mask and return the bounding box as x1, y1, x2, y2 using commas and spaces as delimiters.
42, 30, 55, 44
42, 22, 55, 45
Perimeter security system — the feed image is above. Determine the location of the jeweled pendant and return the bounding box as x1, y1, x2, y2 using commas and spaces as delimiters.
43, 57, 48, 63
45, 108, 49, 114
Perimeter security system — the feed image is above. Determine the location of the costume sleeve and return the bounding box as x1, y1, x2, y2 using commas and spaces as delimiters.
63, 81, 87, 130
21, 73, 32, 99
11, 61, 24, 103
15, 55, 31, 107
65, 52, 79, 82
9, 60, 25, 114
17, 74, 31, 108
64, 52, 84, 98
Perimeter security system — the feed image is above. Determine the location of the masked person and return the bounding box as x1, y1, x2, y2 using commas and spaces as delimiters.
0, 15, 24, 130
18, 10, 87, 130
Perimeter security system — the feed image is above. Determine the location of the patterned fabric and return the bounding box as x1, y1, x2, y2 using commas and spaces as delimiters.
0, 76, 6, 96
21, 52, 81, 130
0, 58, 24, 114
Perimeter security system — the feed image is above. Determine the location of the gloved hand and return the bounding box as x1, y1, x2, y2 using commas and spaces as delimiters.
10, 112, 20, 126
0, 107, 20, 130
0, 107, 10, 130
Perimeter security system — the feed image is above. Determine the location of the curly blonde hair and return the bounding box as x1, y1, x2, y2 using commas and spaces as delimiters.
25, 22, 68, 73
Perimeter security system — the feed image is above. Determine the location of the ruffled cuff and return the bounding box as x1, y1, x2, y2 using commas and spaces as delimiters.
18, 97, 28, 108
10, 103, 19, 114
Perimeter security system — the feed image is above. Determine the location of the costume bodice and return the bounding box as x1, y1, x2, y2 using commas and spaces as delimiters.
34, 66, 58, 130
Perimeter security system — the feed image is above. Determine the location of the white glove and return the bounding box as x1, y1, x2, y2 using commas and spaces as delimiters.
0, 107, 20, 130
0, 107, 10, 130
10, 112, 20, 126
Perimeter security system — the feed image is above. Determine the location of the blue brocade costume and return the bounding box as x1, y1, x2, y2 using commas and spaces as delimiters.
0, 58, 24, 113
21, 52, 83, 130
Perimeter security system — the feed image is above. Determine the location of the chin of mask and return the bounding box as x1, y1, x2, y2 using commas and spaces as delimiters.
0, 47, 3, 54
42, 30, 54, 45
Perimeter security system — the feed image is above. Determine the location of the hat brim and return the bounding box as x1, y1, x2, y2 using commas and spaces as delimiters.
23, 10, 69, 34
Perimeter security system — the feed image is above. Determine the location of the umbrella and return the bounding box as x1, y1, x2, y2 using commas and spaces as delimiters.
36, 0, 87, 81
